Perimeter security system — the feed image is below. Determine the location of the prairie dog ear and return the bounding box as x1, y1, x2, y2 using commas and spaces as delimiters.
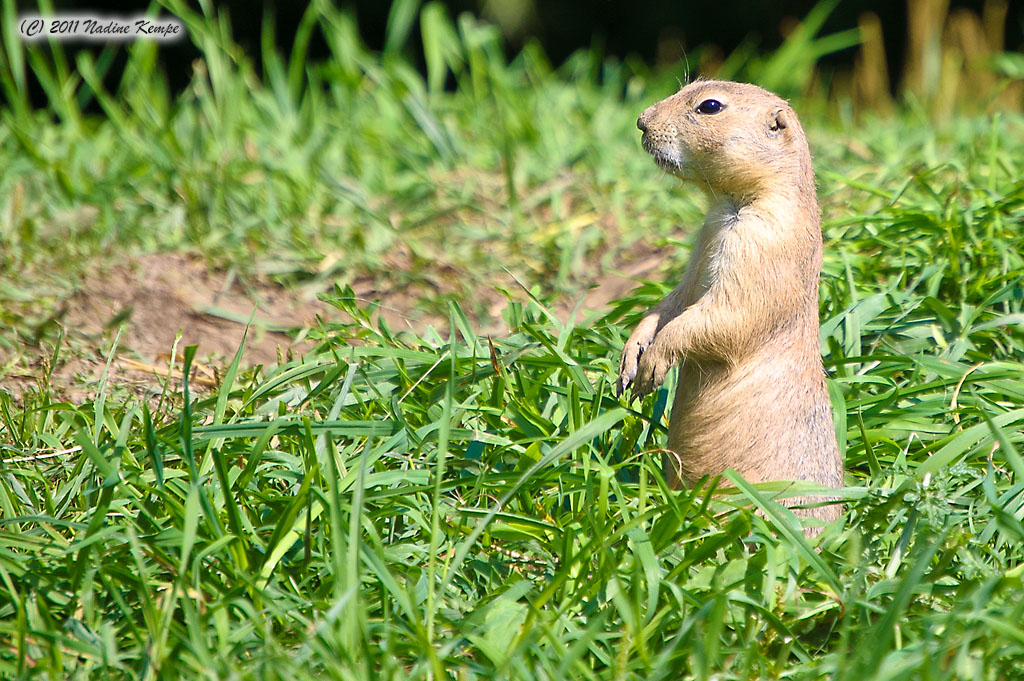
768, 107, 789, 136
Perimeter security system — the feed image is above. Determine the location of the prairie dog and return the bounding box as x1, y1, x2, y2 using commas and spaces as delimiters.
617, 80, 843, 528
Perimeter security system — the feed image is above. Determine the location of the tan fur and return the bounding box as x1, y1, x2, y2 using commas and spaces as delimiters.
617, 80, 843, 531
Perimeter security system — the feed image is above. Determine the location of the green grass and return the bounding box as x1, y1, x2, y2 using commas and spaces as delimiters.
2, 1, 1024, 679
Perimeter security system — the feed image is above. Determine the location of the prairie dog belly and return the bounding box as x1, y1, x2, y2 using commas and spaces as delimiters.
667, 349, 837, 487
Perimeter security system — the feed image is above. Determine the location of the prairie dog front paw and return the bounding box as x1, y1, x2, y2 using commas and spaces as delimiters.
631, 337, 675, 400
617, 315, 661, 398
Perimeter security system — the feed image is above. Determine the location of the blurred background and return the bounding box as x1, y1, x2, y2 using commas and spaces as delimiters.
27, 0, 1024, 114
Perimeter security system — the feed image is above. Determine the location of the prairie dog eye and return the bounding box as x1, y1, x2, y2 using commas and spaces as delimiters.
695, 99, 724, 114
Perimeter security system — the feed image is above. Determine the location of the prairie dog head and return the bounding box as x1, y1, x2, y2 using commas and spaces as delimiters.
637, 80, 814, 199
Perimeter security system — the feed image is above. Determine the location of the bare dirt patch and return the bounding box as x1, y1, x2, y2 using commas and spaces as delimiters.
9, 251, 326, 403
68, 252, 311, 366
578, 244, 673, 311
3, 245, 672, 405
